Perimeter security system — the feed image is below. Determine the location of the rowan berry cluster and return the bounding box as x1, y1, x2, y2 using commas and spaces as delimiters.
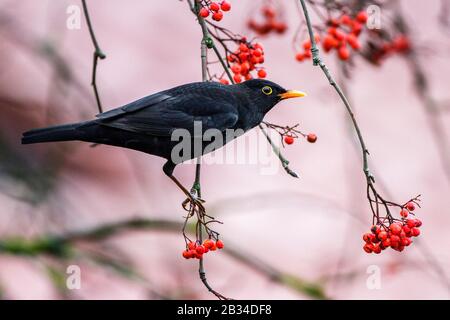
296, 11, 368, 62
366, 35, 411, 65
363, 202, 422, 254
248, 4, 287, 36
182, 239, 224, 260
227, 40, 267, 83
198, 1, 231, 22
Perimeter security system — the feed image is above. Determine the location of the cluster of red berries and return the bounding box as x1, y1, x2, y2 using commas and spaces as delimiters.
226, 40, 267, 83
283, 133, 317, 145
182, 239, 224, 260
363, 202, 422, 254
366, 35, 411, 65
248, 4, 287, 36
296, 10, 368, 62
198, 1, 231, 21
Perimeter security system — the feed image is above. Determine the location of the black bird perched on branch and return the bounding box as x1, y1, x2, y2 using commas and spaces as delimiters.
22, 79, 305, 203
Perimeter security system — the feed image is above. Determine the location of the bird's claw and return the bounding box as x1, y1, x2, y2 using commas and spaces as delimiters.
182, 192, 206, 212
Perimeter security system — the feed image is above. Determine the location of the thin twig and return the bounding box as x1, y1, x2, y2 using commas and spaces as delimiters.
0, 217, 326, 299
81, 0, 106, 113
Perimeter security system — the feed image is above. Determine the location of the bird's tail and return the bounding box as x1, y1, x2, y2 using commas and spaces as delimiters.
22, 122, 84, 144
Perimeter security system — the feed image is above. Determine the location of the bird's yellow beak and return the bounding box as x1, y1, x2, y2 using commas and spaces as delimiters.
278, 90, 307, 100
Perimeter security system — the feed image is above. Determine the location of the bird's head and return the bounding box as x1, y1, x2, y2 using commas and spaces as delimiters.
237, 79, 306, 113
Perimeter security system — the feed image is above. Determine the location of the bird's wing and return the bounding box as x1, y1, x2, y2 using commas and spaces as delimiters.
96, 92, 239, 137
95, 92, 173, 120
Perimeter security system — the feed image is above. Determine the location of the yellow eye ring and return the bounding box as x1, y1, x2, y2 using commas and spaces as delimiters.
262, 86, 273, 95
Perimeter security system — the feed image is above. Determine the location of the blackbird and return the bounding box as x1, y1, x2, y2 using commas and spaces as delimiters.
22, 79, 305, 201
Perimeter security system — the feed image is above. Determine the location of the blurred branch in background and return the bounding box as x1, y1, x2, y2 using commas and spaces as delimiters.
0, 217, 326, 299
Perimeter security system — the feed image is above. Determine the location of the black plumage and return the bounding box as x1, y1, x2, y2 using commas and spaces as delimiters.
22, 79, 305, 198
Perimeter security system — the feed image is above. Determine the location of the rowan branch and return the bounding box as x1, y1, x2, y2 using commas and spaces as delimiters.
188, 0, 230, 300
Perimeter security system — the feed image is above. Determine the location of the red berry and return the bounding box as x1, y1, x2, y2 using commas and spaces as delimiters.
257, 69, 267, 78
199, 7, 210, 18
195, 252, 203, 259
307, 133, 317, 143
399, 229, 407, 238
382, 239, 391, 247
231, 64, 241, 74
253, 48, 263, 57
356, 11, 368, 24
209, 2, 220, 12
188, 249, 197, 257
393, 36, 410, 53
239, 52, 249, 62
406, 202, 415, 211
254, 42, 264, 50
196, 245, 206, 254
390, 234, 400, 244
203, 239, 215, 249
340, 15, 352, 26
402, 225, 411, 234
274, 22, 287, 34
219, 78, 229, 85
363, 243, 373, 253
216, 240, 224, 249
378, 231, 388, 241
212, 11, 223, 21
303, 40, 312, 51
295, 52, 304, 61
227, 54, 236, 62
351, 21, 363, 36
411, 227, 420, 237
402, 238, 412, 246
323, 35, 338, 52
414, 219, 422, 227
372, 244, 381, 254
406, 219, 416, 228
188, 241, 196, 250
400, 209, 409, 218
284, 135, 294, 145
371, 225, 380, 234
239, 43, 249, 52
233, 74, 242, 83
209, 244, 217, 251
363, 233, 370, 242
182, 250, 191, 259
338, 45, 350, 60
347, 33, 361, 50
327, 27, 337, 36
334, 29, 346, 41
390, 223, 402, 234
262, 6, 276, 18
220, 1, 231, 12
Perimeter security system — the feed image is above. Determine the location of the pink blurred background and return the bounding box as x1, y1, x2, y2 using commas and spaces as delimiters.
0, 0, 449, 299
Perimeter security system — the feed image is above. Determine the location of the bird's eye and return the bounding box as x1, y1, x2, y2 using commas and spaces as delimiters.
262, 86, 273, 95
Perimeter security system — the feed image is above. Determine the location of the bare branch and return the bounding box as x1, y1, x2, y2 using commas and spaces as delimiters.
81, 0, 106, 113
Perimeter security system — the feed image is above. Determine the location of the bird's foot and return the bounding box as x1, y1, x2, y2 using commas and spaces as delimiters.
182, 190, 206, 213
